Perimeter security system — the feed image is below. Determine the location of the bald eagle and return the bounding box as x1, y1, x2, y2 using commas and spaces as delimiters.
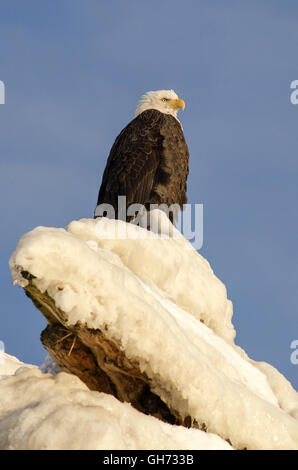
94, 90, 189, 224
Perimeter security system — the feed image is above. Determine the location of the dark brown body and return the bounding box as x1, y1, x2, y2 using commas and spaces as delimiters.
95, 109, 189, 221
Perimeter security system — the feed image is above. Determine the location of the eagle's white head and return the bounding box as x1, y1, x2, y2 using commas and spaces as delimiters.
135, 89, 185, 121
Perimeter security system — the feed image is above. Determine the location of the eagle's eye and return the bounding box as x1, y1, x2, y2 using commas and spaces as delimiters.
161, 98, 169, 102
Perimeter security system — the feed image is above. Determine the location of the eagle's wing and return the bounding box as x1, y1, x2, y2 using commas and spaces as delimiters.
153, 115, 189, 208
96, 109, 164, 218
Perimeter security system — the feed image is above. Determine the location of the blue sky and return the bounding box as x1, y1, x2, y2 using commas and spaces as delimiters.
0, 0, 297, 389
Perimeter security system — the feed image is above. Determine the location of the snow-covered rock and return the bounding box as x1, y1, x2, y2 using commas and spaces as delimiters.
4, 212, 298, 450
0, 363, 232, 450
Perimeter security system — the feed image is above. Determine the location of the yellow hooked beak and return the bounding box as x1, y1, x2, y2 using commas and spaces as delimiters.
170, 98, 185, 110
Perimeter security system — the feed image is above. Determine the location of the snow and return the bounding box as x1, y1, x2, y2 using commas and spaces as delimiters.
67, 215, 236, 344
0, 352, 35, 377
4, 211, 298, 450
0, 364, 232, 450
252, 360, 298, 420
